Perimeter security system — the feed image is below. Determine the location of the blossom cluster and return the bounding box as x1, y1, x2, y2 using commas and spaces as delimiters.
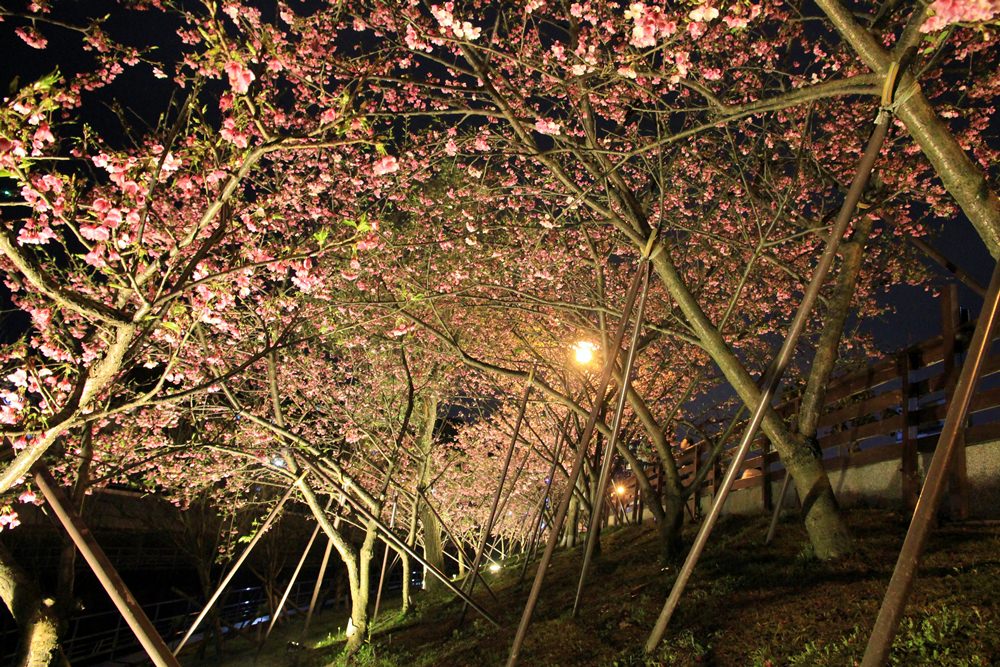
922, 0, 1000, 31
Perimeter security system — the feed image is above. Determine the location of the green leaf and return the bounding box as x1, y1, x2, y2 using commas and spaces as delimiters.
33, 69, 61, 93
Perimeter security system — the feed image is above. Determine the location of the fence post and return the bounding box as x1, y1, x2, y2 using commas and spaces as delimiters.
711, 454, 722, 497
761, 440, 772, 512
941, 284, 970, 519
691, 443, 701, 519
899, 351, 919, 509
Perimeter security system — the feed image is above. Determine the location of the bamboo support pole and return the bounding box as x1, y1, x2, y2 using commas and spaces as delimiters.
296, 461, 500, 627
302, 535, 334, 639
459, 366, 534, 623
34, 467, 180, 667
174, 473, 304, 655
861, 260, 1000, 666
264, 498, 331, 641
646, 93, 895, 652
572, 262, 650, 615
507, 253, 648, 667
372, 502, 397, 625
518, 413, 570, 585
765, 472, 792, 544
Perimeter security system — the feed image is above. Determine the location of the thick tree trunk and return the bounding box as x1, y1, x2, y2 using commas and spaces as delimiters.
798, 216, 875, 438
0, 542, 60, 667
561, 492, 580, 548
418, 503, 445, 593
399, 549, 412, 615
415, 394, 445, 593
343, 522, 378, 654
650, 249, 852, 559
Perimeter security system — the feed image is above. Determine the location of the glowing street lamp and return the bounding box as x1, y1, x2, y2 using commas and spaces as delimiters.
615, 485, 626, 496
573, 340, 597, 365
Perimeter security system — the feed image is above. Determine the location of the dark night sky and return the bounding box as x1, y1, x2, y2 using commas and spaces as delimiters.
864, 215, 994, 351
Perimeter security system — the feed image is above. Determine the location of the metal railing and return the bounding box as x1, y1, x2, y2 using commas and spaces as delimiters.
0, 575, 368, 666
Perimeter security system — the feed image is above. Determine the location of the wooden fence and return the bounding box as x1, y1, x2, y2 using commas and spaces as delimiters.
620, 285, 998, 520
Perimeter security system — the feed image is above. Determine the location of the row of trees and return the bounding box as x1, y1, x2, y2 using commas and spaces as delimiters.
1, 0, 998, 662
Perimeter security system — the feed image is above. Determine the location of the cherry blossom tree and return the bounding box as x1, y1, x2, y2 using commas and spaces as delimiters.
341, 0, 998, 560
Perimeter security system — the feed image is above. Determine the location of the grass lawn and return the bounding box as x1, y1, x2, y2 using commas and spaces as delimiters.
191, 509, 1000, 666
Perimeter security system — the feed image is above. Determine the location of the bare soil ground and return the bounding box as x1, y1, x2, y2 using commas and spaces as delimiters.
200, 509, 1000, 666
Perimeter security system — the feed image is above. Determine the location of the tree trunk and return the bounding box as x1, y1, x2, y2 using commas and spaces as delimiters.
415, 394, 445, 593
418, 503, 445, 594
659, 492, 686, 561
400, 494, 420, 615
0, 542, 60, 667
561, 486, 580, 548
650, 248, 852, 559
344, 522, 378, 655
798, 216, 875, 439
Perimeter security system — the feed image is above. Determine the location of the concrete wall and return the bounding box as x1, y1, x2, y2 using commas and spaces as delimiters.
712, 439, 1000, 519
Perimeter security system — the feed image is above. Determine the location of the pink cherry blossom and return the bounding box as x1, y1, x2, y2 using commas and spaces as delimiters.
534, 118, 562, 135
372, 155, 399, 176
224, 60, 255, 94
921, 0, 1000, 31
15, 26, 47, 49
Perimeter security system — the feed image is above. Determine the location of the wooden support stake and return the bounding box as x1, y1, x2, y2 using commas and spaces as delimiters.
372, 502, 397, 625
174, 473, 304, 655
264, 498, 330, 642
518, 414, 570, 586
941, 284, 970, 519
761, 441, 773, 512
765, 472, 792, 545
34, 467, 179, 667
646, 104, 894, 654
507, 257, 647, 667
459, 366, 534, 624
573, 262, 650, 616
862, 260, 1000, 666
302, 535, 334, 639
900, 352, 919, 510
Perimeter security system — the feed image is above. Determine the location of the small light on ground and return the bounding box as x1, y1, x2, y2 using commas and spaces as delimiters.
488, 562, 501, 573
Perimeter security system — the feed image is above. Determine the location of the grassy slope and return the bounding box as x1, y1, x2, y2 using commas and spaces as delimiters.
208, 509, 1000, 667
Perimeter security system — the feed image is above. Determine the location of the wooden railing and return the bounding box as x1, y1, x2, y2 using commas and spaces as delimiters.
621, 285, 997, 519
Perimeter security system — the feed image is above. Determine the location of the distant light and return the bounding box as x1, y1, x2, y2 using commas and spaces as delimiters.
271, 456, 286, 468
615, 485, 625, 495
573, 340, 597, 364
488, 562, 501, 573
